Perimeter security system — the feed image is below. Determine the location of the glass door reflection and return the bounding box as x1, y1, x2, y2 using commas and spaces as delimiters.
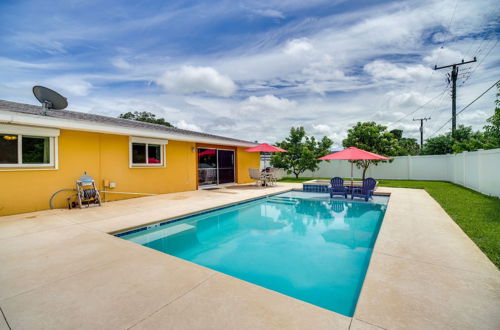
197, 148, 235, 187
198, 148, 217, 186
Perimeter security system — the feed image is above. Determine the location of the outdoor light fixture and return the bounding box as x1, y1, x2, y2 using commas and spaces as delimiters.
3, 135, 17, 141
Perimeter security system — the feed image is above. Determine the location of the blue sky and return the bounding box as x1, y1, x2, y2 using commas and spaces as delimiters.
0, 0, 498, 146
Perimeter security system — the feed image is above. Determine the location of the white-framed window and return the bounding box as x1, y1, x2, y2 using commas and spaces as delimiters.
0, 124, 59, 168
129, 136, 168, 168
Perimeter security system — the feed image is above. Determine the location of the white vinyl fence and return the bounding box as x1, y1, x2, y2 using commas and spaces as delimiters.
266, 148, 500, 197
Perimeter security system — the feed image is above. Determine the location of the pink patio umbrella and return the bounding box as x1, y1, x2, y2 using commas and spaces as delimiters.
245, 143, 287, 168
318, 147, 390, 188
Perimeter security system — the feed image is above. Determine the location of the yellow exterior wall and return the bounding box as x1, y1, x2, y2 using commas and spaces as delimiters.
236, 147, 260, 183
0, 129, 214, 215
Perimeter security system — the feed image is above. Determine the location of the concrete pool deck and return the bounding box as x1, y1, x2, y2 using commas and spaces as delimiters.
0, 183, 498, 329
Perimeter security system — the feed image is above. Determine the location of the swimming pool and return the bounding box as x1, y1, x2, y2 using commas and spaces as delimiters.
117, 191, 388, 316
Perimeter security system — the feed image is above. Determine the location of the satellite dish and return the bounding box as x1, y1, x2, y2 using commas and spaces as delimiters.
32, 85, 68, 111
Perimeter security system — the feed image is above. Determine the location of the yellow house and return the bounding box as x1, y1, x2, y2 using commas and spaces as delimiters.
0, 99, 260, 216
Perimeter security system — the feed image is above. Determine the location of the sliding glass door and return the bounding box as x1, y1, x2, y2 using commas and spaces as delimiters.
198, 148, 217, 186
198, 148, 235, 187
217, 149, 235, 184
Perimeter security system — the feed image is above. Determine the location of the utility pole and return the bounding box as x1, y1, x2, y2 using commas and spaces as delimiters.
434, 57, 477, 137
413, 117, 430, 149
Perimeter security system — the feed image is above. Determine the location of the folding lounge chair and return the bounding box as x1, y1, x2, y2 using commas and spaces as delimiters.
351, 177, 377, 201
329, 177, 348, 198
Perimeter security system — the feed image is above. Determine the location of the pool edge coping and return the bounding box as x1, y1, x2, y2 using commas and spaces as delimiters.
112, 188, 392, 318
111, 189, 391, 236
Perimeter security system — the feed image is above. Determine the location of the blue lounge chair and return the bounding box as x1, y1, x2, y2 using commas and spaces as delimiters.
329, 177, 348, 198
351, 178, 377, 201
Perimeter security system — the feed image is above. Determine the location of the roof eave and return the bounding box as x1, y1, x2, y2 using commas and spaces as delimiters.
0, 110, 257, 148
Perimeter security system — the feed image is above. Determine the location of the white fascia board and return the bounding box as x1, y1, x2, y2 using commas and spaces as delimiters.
131, 136, 168, 145
0, 123, 60, 136
0, 110, 256, 147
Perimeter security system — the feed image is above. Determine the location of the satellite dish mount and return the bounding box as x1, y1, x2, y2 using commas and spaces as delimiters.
32, 85, 68, 115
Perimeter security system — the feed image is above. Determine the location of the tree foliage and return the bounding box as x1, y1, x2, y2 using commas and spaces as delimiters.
270, 127, 333, 178
342, 122, 398, 180
483, 83, 500, 148
389, 129, 403, 140
421, 134, 453, 155
391, 129, 420, 155
451, 125, 489, 153
421, 125, 490, 155
396, 138, 420, 155
119, 111, 174, 127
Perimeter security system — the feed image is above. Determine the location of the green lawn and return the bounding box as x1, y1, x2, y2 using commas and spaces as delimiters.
280, 177, 500, 267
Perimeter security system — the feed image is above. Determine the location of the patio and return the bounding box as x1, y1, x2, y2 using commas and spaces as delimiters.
0, 183, 498, 329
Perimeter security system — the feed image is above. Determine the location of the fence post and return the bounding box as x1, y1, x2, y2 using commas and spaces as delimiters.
463, 151, 466, 186
477, 149, 483, 194
447, 153, 455, 184
407, 155, 412, 180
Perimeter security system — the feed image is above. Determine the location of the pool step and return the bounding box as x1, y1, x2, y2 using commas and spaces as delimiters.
129, 223, 196, 245
267, 196, 299, 206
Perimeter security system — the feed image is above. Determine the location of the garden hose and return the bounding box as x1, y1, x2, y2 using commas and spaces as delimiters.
49, 189, 77, 209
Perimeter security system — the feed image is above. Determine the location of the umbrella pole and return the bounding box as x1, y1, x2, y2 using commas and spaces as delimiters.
351, 161, 354, 191
262, 153, 266, 186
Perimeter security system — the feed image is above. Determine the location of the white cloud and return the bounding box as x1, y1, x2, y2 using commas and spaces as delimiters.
284, 38, 314, 56
244, 94, 296, 110
1, 0, 498, 145
175, 120, 201, 131
0, 57, 64, 70
13, 34, 67, 55
364, 60, 433, 81
386, 91, 436, 108
254, 9, 285, 19
312, 124, 331, 134
157, 66, 236, 97
111, 57, 131, 70
423, 47, 466, 67
46, 76, 93, 96
431, 32, 447, 43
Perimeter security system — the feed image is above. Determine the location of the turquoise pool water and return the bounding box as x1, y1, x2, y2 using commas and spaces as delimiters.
117, 191, 387, 316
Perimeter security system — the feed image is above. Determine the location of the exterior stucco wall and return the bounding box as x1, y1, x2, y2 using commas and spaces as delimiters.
0, 129, 257, 215
236, 147, 260, 184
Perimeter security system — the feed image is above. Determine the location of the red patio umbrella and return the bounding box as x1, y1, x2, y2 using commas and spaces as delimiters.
198, 149, 216, 157
245, 143, 287, 153
318, 147, 389, 187
245, 143, 287, 168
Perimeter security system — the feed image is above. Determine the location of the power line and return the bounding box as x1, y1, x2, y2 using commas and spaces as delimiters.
389, 2, 460, 130
434, 0, 459, 67
434, 57, 478, 135
456, 80, 499, 116
386, 87, 448, 128
413, 117, 431, 148
428, 79, 499, 137
414, 0, 459, 111
426, 86, 449, 118
463, 36, 479, 59
367, 93, 393, 121
466, 33, 488, 59
461, 39, 498, 86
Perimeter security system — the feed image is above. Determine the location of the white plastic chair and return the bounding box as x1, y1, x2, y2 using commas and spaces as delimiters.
265, 168, 284, 186
249, 168, 264, 186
